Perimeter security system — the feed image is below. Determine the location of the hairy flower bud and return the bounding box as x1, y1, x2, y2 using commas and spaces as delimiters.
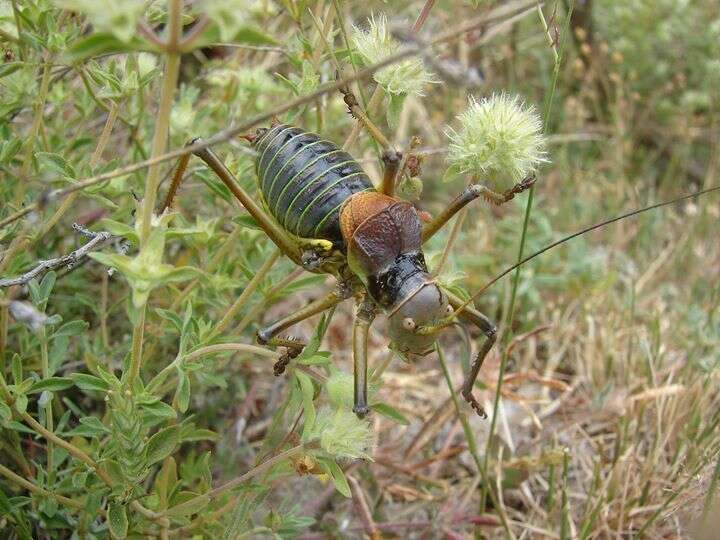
305, 407, 373, 460
446, 94, 548, 187
352, 14, 437, 96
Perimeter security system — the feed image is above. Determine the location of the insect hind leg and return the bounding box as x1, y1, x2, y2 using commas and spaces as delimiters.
168, 138, 304, 263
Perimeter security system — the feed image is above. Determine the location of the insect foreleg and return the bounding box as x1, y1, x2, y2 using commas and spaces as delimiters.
352, 300, 376, 418
170, 139, 304, 263
257, 288, 350, 374
445, 290, 497, 418
421, 175, 536, 243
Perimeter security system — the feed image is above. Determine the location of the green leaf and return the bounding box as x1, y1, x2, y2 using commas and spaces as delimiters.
71, 373, 110, 392
66, 33, 154, 63
38, 272, 57, 306
72, 470, 88, 488
181, 428, 219, 442
299, 311, 334, 359
164, 266, 201, 283
0, 138, 22, 164
101, 460, 125, 485
38, 391, 53, 408
166, 492, 210, 517
6, 421, 35, 434
0, 487, 13, 515
295, 371, 315, 438
14, 394, 28, 414
52, 320, 89, 339
175, 371, 190, 413
233, 26, 280, 45
146, 425, 180, 465
371, 402, 410, 425
0, 401, 12, 422
232, 215, 261, 231
319, 458, 351, 498
98, 219, 138, 243
27, 377, 74, 394
155, 309, 182, 333
11, 355, 22, 386
0, 63, 22, 79
141, 400, 177, 421
107, 502, 128, 539
191, 20, 278, 49
154, 457, 177, 509
67, 416, 110, 437
36, 152, 76, 179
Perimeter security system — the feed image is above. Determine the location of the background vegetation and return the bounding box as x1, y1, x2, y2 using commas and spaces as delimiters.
1, 0, 719, 538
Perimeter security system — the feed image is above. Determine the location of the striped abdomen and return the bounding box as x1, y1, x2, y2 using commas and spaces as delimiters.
254, 124, 374, 247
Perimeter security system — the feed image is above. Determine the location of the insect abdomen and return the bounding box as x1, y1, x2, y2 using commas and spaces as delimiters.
254, 124, 374, 246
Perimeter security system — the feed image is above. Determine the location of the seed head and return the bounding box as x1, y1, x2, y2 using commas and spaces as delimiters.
352, 14, 437, 96
446, 94, 548, 186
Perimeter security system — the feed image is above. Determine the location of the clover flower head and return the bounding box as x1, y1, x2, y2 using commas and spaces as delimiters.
446, 93, 548, 186
352, 13, 437, 96
305, 407, 373, 461
325, 371, 354, 408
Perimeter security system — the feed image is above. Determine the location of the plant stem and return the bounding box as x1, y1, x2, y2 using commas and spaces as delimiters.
40, 328, 53, 471
436, 346, 512, 536
138, 2, 182, 246
128, 0, 183, 388
0, 463, 87, 511
480, 0, 572, 512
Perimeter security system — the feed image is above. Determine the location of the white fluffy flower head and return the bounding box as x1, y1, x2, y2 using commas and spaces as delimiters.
446, 94, 548, 186
352, 14, 437, 96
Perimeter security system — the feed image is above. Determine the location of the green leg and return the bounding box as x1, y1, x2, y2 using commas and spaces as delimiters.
422, 175, 536, 243
257, 287, 350, 374
445, 289, 497, 419
168, 139, 304, 264
352, 300, 376, 418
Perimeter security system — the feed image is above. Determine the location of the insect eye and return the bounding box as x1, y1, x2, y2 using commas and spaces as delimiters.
445, 305, 454, 315
402, 317, 416, 330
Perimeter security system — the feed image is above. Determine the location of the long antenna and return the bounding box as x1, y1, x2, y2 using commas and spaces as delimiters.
453, 184, 720, 317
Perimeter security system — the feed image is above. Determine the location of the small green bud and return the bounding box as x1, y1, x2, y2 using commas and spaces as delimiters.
446, 94, 548, 188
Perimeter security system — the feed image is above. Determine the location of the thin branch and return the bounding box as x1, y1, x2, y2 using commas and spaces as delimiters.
0, 463, 90, 512
163, 444, 307, 517
0, 225, 113, 288
348, 475, 381, 540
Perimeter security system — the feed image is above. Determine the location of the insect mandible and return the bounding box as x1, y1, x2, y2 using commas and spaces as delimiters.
162, 100, 536, 419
